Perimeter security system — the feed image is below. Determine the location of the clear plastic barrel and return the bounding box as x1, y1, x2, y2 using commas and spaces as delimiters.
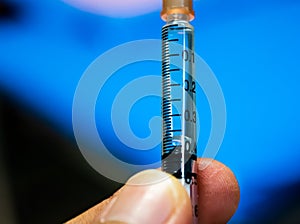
161, 14, 198, 222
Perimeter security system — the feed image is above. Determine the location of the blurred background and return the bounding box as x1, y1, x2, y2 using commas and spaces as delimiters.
1, 0, 300, 223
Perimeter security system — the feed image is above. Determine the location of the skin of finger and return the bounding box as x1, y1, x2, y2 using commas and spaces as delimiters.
65, 174, 192, 224
197, 158, 240, 224
66, 159, 240, 224
98, 170, 192, 224
66, 171, 192, 224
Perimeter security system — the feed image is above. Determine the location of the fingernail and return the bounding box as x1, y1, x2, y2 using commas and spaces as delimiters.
99, 169, 190, 224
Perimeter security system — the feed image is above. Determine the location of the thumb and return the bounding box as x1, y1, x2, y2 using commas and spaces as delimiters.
98, 169, 192, 224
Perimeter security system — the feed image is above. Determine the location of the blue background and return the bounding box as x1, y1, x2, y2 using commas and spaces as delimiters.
1, 0, 300, 222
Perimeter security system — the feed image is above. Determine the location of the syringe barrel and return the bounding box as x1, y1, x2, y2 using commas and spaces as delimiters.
161, 15, 198, 223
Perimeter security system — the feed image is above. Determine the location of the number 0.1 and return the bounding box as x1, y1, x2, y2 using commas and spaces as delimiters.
182, 50, 195, 63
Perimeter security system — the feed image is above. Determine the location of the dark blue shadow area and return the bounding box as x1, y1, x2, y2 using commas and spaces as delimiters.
248, 180, 300, 223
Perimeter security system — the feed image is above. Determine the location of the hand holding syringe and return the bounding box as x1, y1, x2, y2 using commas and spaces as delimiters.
66, 1, 240, 223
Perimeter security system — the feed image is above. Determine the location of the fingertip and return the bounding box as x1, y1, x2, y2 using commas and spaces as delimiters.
99, 169, 192, 224
197, 158, 240, 224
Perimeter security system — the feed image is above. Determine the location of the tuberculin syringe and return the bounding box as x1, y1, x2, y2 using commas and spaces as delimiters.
161, 0, 198, 223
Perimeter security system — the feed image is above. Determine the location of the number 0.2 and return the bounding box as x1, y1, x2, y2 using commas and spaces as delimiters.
184, 80, 196, 93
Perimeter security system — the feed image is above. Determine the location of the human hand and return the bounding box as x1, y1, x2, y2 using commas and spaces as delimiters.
66, 158, 240, 224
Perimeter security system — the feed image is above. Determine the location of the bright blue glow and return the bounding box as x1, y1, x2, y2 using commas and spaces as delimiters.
95, 61, 162, 165
1, 0, 300, 222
